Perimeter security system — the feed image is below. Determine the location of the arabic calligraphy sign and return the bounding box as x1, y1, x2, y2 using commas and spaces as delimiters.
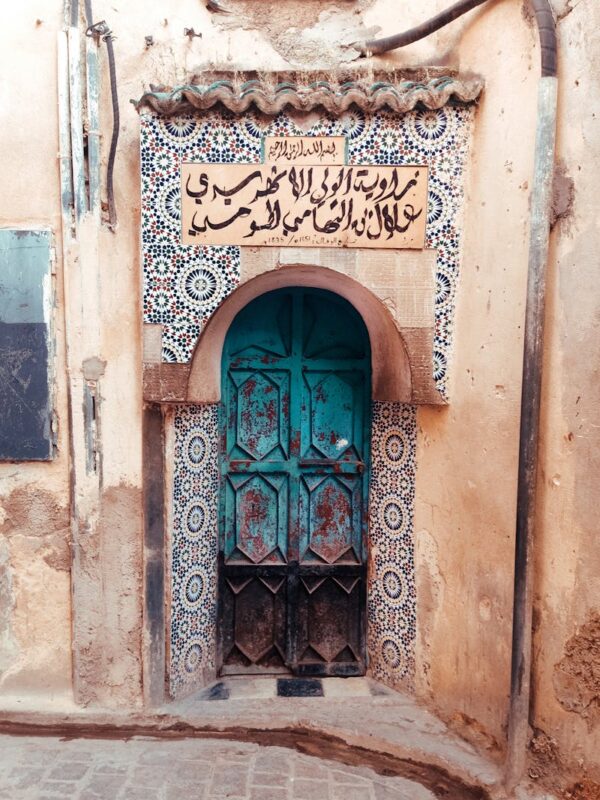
181, 162, 428, 249
265, 136, 345, 165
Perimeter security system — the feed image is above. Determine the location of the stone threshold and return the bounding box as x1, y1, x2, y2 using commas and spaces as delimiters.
0, 684, 554, 800
0, 684, 502, 798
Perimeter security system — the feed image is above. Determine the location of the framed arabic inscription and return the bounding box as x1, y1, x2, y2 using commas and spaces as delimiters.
181, 142, 428, 249
264, 136, 346, 165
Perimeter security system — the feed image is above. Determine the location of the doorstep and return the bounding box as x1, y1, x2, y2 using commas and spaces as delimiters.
0, 679, 556, 800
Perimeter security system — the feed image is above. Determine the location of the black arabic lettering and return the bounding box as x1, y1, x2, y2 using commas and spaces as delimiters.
289, 167, 314, 200
353, 169, 380, 196
282, 208, 312, 235
188, 206, 252, 235
366, 206, 384, 240
254, 168, 288, 200
371, 169, 420, 204
268, 139, 339, 163
212, 170, 263, 199
185, 172, 209, 203
244, 200, 282, 238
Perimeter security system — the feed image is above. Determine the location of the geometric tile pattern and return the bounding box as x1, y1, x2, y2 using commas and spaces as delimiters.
140, 106, 474, 396
367, 402, 417, 690
170, 404, 220, 698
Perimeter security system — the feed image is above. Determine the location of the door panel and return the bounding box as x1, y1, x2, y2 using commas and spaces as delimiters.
228, 369, 290, 462
224, 473, 288, 564
296, 574, 364, 676
299, 474, 363, 564
220, 288, 370, 675
221, 571, 287, 672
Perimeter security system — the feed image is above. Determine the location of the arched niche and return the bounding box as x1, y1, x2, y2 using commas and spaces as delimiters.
186, 265, 413, 403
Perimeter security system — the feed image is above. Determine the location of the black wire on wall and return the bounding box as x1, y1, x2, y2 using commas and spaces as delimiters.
85, 0, 120, 230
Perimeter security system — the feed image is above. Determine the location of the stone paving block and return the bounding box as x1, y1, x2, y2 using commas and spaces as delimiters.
138, 750, 181, 765
254, 751, 289, 773
293, 778, 330, 799
79, 775, 127, 798
250, 787, 288, 800
165, 784, 209, 800
171, 763, 212, 782
293, 759, 329, 779
332, 784, 374, 800
92, 762, 129, 775
373, 781, 435, 800
7, 766, 46, 789
37, 780, 81, 796
209, 766, 248, 796
118, 787, 162, 800
252, 769, 291, 786
132, 765, 170, 785
48, 762, 90, 781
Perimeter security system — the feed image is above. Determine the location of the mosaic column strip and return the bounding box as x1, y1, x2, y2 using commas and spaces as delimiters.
170, 404, 220, 698
367, 402, 417, 690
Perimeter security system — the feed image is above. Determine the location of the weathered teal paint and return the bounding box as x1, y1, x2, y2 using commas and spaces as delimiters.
219, 288, 371, 675
0, 230, 53, 461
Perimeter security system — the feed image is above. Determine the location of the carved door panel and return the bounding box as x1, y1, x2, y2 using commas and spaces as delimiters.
219, 289, 370, 676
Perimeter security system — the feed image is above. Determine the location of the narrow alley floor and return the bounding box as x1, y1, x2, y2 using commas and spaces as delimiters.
0, 735, 436, 800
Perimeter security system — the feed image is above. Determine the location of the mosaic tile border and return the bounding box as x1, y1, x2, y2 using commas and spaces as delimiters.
141, 105, 474, 397
170, 404, 220, 698
367, 402, 417, 689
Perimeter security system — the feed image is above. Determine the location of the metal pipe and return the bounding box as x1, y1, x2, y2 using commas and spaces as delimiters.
505, 69, 558, 795
83, 0, 93, 27
70, 0, 79, 27
67, 26, 87, 220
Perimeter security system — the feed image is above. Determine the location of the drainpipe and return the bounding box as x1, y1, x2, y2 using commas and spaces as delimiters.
357, 0, 558, 791
506, 0, 557, 790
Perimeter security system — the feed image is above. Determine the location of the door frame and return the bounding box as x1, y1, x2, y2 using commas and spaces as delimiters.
141, 268, 420, 705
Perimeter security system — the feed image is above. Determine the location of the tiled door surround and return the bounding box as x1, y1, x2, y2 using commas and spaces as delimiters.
137, 73, 480, 700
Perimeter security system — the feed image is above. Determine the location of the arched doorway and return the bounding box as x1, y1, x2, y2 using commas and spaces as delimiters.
218, 288, 372, 677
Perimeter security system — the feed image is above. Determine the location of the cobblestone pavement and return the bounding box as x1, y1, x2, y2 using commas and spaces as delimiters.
0, 735, 436, 800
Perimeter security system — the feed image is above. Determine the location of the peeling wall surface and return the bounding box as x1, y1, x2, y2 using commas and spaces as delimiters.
0, 0, 599, 789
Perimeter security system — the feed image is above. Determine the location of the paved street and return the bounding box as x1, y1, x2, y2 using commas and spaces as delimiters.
0, 735, 436, 800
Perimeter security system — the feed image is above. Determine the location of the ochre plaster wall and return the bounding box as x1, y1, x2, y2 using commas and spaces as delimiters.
531, 0, 600, 782
0, 4, 72, 699
0, 0, 598, 785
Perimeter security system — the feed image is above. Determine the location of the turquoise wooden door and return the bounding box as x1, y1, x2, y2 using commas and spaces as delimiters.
219, 288, 371, 676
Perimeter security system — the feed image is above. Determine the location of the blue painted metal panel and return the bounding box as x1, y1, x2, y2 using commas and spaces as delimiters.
0, 230, 53, 461
220, 288, 371, 675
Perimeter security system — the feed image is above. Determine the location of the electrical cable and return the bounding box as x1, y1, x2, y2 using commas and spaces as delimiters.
104, 31, 120, 230
358, 0, 489, 56
86, 19, 120, 230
